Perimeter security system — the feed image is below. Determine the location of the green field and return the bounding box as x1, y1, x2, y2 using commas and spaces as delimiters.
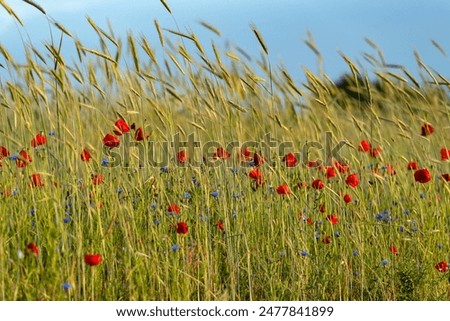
0, 1, 449, 301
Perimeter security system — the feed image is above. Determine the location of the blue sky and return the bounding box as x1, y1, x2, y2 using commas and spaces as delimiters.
1, 0, 450, 83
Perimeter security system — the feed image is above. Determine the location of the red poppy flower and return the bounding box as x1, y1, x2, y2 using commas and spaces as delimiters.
84, 253, 102, 266
81, 148, 92, 162
370, 147, 382, 158
325, 166, 336, 179
359, 140, 371, 152
216, 220, 224, 231
345, 173, 359, 188
441, 173, 450, 182
318, 204, 326, 213
167, 203, 180, 214
253, 152, 265, 167
103, 133, 120, 149
114, 118, 131, 135
333, 160, 350, 174
441, 148, 450, 161
31, 132, 46, 148
213, 147, 231, 160
16, 150, 32, 168
249, 169, 264, 188
343, 194, 352, 203
91, 173, 104, 185
390, 244, 398, 255
322, 236, 331, 244
305, 217, 314, 225
296, 181, 309, 189
434, 261, 448, 272
276, 184, 291, 195
26, 242, 39, 256
283, 152, 298, 167
308, 160, 322, 169
421, 123, 434, 136
177, 150, 188, 164
248, 168, 262, 181
0, 146, 9, 159
385, 163, 396, 175
1, 189, 11, 197
311, 178, 325, 190
176, 221, 188, 234
414, 168, 431, 183
333, 160, 350, 173
134, 127, 149, 141
326, 214, 338, 225
240, 147, 252, 161
30, 173, 44, 187
407, 161, 418, 170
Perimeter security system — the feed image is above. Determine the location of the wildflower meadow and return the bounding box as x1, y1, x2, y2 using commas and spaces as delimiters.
0, 1, 449, 301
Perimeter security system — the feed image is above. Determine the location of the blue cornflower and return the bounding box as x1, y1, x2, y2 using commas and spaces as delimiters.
211, 190, 219, 198
29, 208, 36, 216
184, 192, 191, 199
101, 157, 109, 167
352, 250, 359, 256
375, 210, 392, 222
171, 244, 179, 252
419, 193, 425, 199
160, 166, 169, 173
62, 282, 72, 291
381, 259, 389, 266
248, 160, 255, 167
398, 226, 405, 233
403, 209, 410, 215
63, 216, 71, 224
437, 243, 443, 250
232, 193, 240, 199
48, 131, 56, 136
9, 153, 19, 161
334, 231, 340, 237
300, 251, 309, 257
154, 219, 160, 226
150, 203, 157, 210
231, 167, 238, 174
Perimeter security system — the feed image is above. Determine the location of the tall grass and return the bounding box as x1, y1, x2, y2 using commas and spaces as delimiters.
0, 1, 449, 300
